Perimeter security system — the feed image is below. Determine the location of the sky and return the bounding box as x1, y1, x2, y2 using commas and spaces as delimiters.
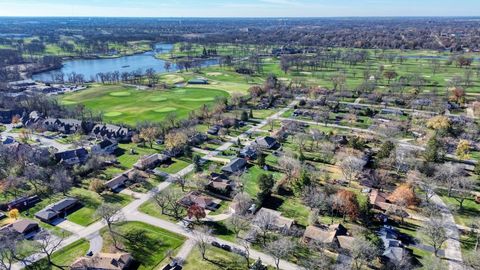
0, 0, 478, 17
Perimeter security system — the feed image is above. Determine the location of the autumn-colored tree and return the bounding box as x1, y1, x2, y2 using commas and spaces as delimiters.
384, 70, 398, 85
332, 189, 359, 221
89, 179, 105, 194
187, 204, 206, 222
449, 87, 466, 104
426, 116, 450, 131
11, 114, 21, 124
249, 85, 265, 100
456, 139, 471, 160
388, 184, 417, 207
165, 130, 188, 153
139, 127, 159, 148
8, 209, 19, 220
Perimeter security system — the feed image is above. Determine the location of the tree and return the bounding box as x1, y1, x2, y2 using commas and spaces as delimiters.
8, 209, 19, 220
278, 155, 301, 184
435, 163, 464, 197
338, 156, 366, 185
332, 189, 360, 221
139, 127, 159, 148
89, 179, 105, 194
0, 230, 30, 270
240, 111, 249, 122
424, 135, 444, 162
451, 177, 474, 210
193, 226, 211, 260
171, 175, 187, 192
165, 130, 188, 154
187, 204, 206, 222
350, 238, 380, 270
421, 218, 447, 257
193, 155, 202, 173
456, 139, 471, 160
388, 184, 417, 206
227, 214, 250, 238
266, 237, 296, 270
257, 173, 275, 204
232, 192, 253, 216
51, 168, 73, 195
95, 203, 124, 249
426, 116, 450, 131
253, 210, 276, 246
384, 70, 398, 85
377, 140, 395, 159
34, 231, 66, 269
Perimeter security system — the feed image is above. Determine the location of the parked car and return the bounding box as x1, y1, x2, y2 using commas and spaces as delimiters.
221, 244, 232, 252
211, 241, 221, 248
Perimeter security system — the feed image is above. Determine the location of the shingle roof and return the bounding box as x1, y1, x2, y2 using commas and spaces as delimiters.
11, 219, 39, 234
222, 158, 247, 173
70, 253, 133, 270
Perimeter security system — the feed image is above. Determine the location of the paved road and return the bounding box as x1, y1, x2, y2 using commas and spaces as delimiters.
430, 194, 464, 270
12, 101, 301, 270
1, 124, 73, 151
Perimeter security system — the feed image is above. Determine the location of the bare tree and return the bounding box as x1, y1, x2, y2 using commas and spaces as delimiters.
95, 203, 124, 249
421, 218, 447, 257
350, 238, 380, 270
253, 210, 277, 246
0, 230, 30, 270
192, 226, 212, 260
435, 163, 464, 197
34, 231, 66, 269
451, 177, 474, 210
266, 237, 296, 270
237, 238, 252, 268
232, 192, 253, 216
338, 156, 366, 185
227, 214, 251, 238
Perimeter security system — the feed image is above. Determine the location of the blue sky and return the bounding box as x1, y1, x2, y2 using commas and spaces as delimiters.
0, 0, 478, 17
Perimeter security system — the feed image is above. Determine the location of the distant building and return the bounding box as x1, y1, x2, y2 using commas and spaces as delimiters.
70, 252, 134, 270
91, 138, 118, 155
207, 125, 221, 136
239, 146, 257, 160
0, 108, 24, 124
369, 189, 393, 212
1, 195, 41, 212
54, 148, 89, 166
43, 118, 82, 134
105, 169, 134, 191
0, 219, 40, 239
35, 198, 79, 223
133, 154, 170, 171
255, 136, 279, 150
177, 191, 218, 210
221, 158, 247, 174
379, 226, 408, 264
302, 224, 354, 250
207, 173, 234, 195
91, 124, 132, 142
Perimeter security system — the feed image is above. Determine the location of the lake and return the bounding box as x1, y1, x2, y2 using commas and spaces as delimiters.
32, 43, 218, 82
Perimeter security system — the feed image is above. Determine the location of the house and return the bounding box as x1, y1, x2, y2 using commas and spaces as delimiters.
54, 148, 89, 166
302, 224, 348, 246
91, 124, 132, 142
369, 189, 393, 211
105, 169, 134, 191
177, 191, 218, 210
1, 219, 40, 239
133, 154, 170, 171
207, 173, 234, 195
70, 252, 134, 270
221, 158, 247, 174
254, 207, 295, 231
207, 125, 221, 136
1, 195, 41, 211
188, 78, 208, 85
255, 136, 279, 149
35, 198, 79, 223
239, 146, 257, 160
379, 226, 408, 263
43, 118, 82, 134
1, 136, 16, 145
91, 139, 118, 155
0, 108, 23, 124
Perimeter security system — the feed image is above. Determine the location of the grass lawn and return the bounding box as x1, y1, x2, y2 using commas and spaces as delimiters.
26, 239, 90, 269
138, 186, 186, 223
156, 158, 191, 174
67, 188, 132, 226
101, 221, 185, 270
59, 84, 230, 126
242, 165, 284, 197
440, 195, 480, 226
116, 142, 164, 169
182, 246, 248, 270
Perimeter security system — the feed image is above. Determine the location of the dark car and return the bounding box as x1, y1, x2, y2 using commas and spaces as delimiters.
221, 244, 232, 252
211, 241, 221, 248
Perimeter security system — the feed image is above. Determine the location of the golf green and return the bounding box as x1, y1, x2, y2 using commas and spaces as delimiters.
153, 107, 177, 113
109, 91, 131, 97
104, 112, 123, 117
180, 97, 215, 102
151, 97, 168, 102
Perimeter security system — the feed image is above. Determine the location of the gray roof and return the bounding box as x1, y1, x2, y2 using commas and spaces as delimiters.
222, 158, 247, 173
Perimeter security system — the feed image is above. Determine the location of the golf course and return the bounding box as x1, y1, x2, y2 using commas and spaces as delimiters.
60, 84, 230, 125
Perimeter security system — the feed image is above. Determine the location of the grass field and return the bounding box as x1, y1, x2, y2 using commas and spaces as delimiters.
26, 239, 90, 270
59, 84, 230, 126
101, 221, 185, 270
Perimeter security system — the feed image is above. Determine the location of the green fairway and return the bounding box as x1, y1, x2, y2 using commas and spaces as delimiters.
60, 85, 230, 126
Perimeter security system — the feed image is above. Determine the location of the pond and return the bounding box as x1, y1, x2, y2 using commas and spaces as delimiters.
32, 43, 218, 82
